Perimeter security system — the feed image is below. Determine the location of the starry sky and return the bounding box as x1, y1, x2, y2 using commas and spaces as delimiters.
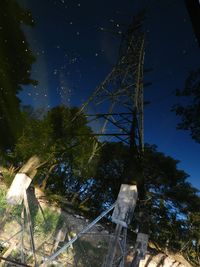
18, 0, 200, 189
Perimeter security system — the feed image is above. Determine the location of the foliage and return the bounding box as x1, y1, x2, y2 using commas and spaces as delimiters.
182, 212, 200, 266
0, 187, 62, 236
0, 0, 37, 150
173, 68, 200, 143
1, 165, 16, 187
76, 142, 129, 211
13, 105, 99, 196
0, 188, 7, 216
1, 102, 199, 263
34, 207, 62, 235
76, 142, 200, 264
0, 187, 23, 222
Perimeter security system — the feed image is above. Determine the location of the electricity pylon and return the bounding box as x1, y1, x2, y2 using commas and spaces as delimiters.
0, 12, 149, 267
77, 12, 145, 153
74, 11, 148, 267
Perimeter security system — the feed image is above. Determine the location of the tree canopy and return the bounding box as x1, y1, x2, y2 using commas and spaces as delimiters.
13, 106, 98, 195
1, 104, 200, 265
173, 68, 200, 143
79, 142, 200, 265
0, 0, 36, 150
0, 2, 199, 264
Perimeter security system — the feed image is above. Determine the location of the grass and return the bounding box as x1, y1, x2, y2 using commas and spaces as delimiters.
34, 207, 63, 235
0, 188, 7, 216
0, 186, 110, 267
0, 187, 63, 236
1, 166, 15, 187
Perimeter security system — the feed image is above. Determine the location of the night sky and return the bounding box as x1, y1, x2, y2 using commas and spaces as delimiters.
18, 0, 200, 189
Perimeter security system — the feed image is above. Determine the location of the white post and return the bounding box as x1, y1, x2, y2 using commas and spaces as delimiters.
104, 184, 138, 267
6, 156, 40, 205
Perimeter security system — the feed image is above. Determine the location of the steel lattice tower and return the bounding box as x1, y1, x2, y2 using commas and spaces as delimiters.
76, 12, 146, 156
73, 12, 148, 267
0, 12, 147, 267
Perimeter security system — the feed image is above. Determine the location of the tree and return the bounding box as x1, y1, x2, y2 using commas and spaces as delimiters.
173, 68, 200, 143
0, 0, 37, 150
9, 109, 200, 263
77, 142, 129, 211
81, 142, 200, 262
183, 212, 200, 266
143, 144, 200, 256
13, 105, 98, 198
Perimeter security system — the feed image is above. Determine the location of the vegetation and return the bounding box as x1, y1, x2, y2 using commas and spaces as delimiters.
0, 105, 199, 265
0, 188, 7, 216
0, 0, 37, 151
0, 0, 199, 265
0, 187, 61, 236
12, 105, 99, 196
173, 68, 200, 143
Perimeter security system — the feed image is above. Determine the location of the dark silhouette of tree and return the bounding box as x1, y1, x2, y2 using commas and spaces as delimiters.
8, 106, 200, 263
184, 0, 200, 47
81, 142, 200, 262
13, 105, 98, 197
0, 0, 37, 150
173, 68, 200, 143
179, 211, 200, 266
142, 144, 200, 260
